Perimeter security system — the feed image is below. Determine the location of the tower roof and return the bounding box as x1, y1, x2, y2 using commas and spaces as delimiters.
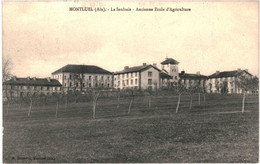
161, 58, 179, 65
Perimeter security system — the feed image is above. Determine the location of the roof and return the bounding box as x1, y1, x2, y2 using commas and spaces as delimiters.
115, 65, 161, 74
3, 77, 62, 86
179, 73, 208, 79
161, 58, 179, 65
208, 70, 252, 78
160, 72, 172, 79
52, 64, 112, 75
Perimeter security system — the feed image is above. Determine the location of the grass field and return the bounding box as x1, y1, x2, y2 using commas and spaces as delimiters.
3, 94, 259, 163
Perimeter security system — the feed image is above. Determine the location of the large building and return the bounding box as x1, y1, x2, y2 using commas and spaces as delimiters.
179, 71, 208, 90
207, 69, 253, 94
51, 64, 113, 92
3, 77, 62, 100
114, 63, 162, 90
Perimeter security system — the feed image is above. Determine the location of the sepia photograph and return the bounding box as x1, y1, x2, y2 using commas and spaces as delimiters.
2, 1, 259, 163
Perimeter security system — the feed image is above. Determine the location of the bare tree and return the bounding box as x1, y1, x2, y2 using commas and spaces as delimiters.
237, 75, 258, 113
215, 80, 220, 93
92, 90, 100, 119
175, 83, 186, 113
128, 89, 134, 114
187, 80, 197, 110
2, 55, 13, 82
117, 90, 121, 109
27, 92, 36, 117
52, 93, 63, 118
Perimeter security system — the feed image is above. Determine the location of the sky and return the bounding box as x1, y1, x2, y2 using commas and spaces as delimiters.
2, 1, 259, 78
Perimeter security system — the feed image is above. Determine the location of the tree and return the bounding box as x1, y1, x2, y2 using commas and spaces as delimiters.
116, 90, 121, 109
215, 80, 220, 93
187, 80, 197, 110
237, 75, 259, 113
194, 80, 202, 105
91, 90, 100, 119
2, 55, 13, 82
175, 82, 186, 113
128, 89, 134, 114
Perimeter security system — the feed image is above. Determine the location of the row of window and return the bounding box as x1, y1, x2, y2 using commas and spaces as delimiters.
115, 72, 153, 81
209, 77, 235, 82
64, 82, 110, 88
115, 79, 153, 87
6, 85, 61, 91
118, 79, 138, 87
55, 74, 110, 81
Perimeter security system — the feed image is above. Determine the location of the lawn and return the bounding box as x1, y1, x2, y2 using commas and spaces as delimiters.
3, 94, 259, 163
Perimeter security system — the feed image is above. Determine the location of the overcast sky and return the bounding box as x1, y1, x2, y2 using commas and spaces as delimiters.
3, 1, 259, 78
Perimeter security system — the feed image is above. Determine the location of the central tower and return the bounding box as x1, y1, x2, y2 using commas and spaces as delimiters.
161, 58, 179, 83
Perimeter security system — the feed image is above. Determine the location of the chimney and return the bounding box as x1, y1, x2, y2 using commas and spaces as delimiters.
124, 66, 129, 70
245, 69, 248, 72
181, 71, 185, 75
143, 63, 147, 66
216, 71, 220, 75
196, 71, 200, 75
27, 76, 31, 80
153, 63, 157, 67
33, 77, 37, 81
46, 77, 51, 82
13, 76, 17, 81
237, 68, 241, 72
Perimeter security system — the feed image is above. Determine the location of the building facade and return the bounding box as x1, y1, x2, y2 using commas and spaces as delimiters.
114, 63, 164, 90
179, 71, 208, 90
52, 64, 113, 92
207, 69, 253, 94
3, 77, 62, 100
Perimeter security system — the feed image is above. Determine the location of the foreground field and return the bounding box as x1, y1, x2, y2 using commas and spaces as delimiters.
3, 94, 259, 163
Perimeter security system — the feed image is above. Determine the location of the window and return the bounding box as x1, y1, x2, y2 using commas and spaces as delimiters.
64, 83, 67, 87
47, 86, 49, 90
95, 76, 97, 80
148, 79, 152, 85
135, 72, 137, 77
131, 73, 133, 77
131, 79, 133, 85
76, 83, 78, 87
122, 80, 125, 86
70, 75, 72, 80
95, 83, 98, 87
108, 76, 110, 80
148, 86, 152, 90
118, 81, 120, 86
101, 76, 104, 80
126, 80, 129, 85
148, 72, 152, 77
83, 83, 85, 87
122, 74, 124, 78
70, 82, 72, 87
135, 79, 137, 84
64, 76, 67, 80
108, 84, 110, 88
175, 76, 178, 80
89, 83, 91, 87
89, 76, 92, 80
